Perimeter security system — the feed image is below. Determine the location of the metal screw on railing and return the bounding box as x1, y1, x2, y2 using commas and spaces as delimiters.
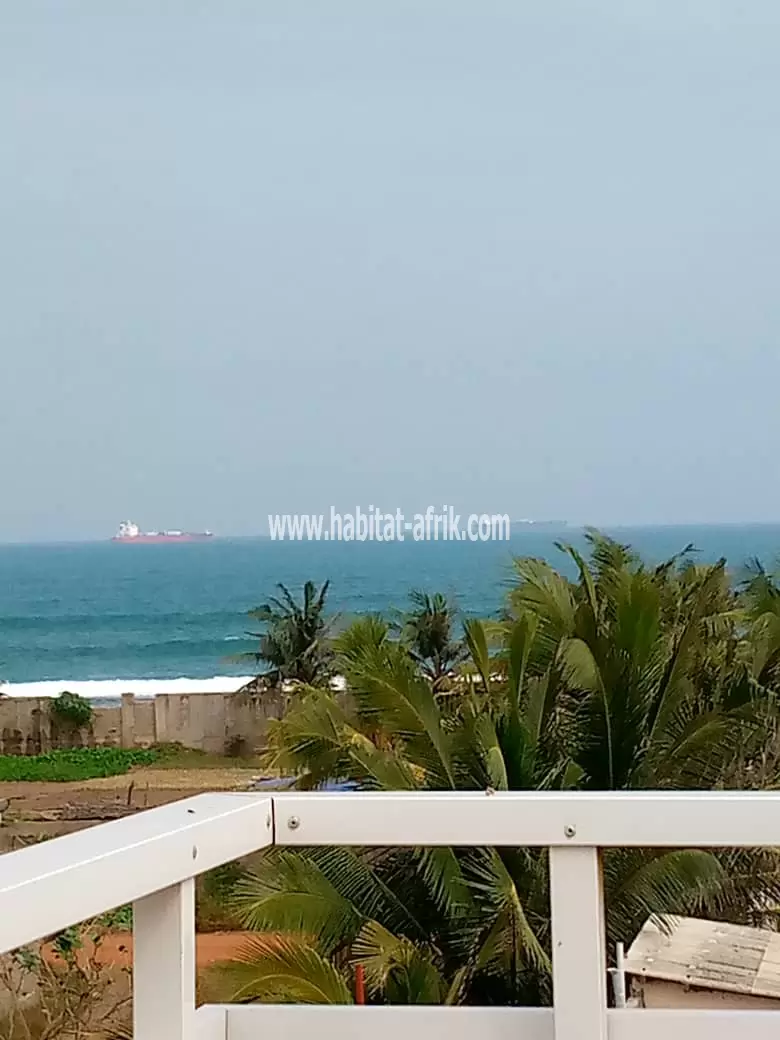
564, 824, 576, 838
287, 815, 300, 830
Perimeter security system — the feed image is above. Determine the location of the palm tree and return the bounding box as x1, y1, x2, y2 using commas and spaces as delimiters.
741, 559, 780, 688
398, 591, 466, 691
507, 533, 757, 790
238, 581, 334, 688
212, 535, 780, 1005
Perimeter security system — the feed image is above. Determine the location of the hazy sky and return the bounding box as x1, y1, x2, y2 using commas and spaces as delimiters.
2, 1, 780, 541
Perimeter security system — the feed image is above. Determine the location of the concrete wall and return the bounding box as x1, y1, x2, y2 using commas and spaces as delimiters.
0, 691, 285, 755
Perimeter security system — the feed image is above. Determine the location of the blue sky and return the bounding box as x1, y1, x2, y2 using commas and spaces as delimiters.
2, 1, 779, 540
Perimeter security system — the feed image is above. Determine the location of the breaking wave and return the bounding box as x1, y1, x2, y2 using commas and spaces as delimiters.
0, 676, 255, 700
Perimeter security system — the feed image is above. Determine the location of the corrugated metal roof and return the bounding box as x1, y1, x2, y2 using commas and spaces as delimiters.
625, 916, 780, 1000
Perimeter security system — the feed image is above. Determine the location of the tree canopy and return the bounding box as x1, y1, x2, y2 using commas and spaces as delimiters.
212, 533, 780, 1006
238, 580, 334, 688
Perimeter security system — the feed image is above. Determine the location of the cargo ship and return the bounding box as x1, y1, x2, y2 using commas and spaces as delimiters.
111, 521, 214, 544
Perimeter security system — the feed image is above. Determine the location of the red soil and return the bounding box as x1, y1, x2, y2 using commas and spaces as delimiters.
42, 931, 257, 970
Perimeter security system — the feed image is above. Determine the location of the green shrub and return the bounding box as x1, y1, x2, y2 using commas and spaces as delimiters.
50, 690, 94, 729
0, 746, 159, 782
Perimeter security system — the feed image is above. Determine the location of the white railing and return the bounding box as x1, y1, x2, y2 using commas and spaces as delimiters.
3, 790, 780, 1039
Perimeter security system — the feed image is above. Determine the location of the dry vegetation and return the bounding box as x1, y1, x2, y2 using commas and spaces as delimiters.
0, 919, 132, 1040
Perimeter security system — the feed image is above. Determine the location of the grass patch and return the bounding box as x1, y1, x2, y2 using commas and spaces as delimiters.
0, 746, 160, 782
0, 743, 266, 782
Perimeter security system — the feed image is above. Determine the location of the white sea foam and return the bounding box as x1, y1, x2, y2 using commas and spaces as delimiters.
0, 676, 256, 700
1, 673, 347, 700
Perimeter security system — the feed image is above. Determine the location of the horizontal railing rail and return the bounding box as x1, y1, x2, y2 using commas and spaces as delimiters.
3, 790, 780, 1039
272, 789, 780, 847
199, 1004, 780, 1040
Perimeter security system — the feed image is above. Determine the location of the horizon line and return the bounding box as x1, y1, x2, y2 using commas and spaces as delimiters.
4, 519, 780, 548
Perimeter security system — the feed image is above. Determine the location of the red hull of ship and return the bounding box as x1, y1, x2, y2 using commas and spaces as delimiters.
111, 534, 214, 544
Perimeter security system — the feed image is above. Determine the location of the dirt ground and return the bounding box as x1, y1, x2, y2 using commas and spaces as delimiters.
0, 765, 261, 817
0, 764, 266, 851
41, 931, 259, 970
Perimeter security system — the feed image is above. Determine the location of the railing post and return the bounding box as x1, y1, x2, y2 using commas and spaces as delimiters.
133, 879, 196, 1040
549, 846, 608, 1040
612, 940, 627, 1008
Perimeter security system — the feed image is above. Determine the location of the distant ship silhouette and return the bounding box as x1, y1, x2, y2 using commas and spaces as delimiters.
111, 521, 214, 544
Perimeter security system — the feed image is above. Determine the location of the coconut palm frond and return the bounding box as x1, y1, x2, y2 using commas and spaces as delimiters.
230, 850, 361, 953
209, 934, 353, 1005
352, 919, 446, 1003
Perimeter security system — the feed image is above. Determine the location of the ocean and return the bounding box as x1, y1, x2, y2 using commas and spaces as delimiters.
1, 525, 779, 698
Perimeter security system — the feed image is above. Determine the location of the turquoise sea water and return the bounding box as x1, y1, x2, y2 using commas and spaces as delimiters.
1, 525, 779, 695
